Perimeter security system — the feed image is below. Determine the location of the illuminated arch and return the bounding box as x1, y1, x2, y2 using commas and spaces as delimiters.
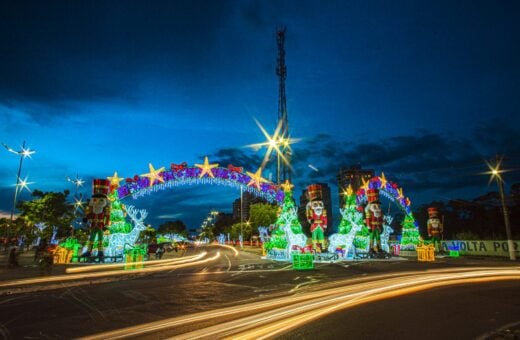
356, 173, 415, 220
115, 161, 285, 205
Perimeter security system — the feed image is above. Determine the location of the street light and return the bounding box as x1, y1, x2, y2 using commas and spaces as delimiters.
485, 156, 516, 261
67, 174, 84, 237
2, 141, 35, 234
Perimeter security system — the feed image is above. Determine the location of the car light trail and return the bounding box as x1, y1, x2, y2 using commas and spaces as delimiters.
82, 267, 520, 340
216, 244, 239, 256
0, 252, 220, 288
66, 252, 206, 273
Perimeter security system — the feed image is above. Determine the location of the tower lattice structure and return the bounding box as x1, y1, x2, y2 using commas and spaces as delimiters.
276, 27, 291, 183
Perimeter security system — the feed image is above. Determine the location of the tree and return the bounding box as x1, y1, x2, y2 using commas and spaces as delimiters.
17, 190, 75, 240
158, 220, 187, 235
400, 213, 421, 250
229, 222, 252, 241
138, 225, 157, 244
249, 203, 278, 235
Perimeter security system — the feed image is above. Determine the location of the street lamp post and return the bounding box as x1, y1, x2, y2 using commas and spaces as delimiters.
487, 157, 516, 261
240, 186, 243, 248
2, 141, 35, 236
67, 175, 84, 237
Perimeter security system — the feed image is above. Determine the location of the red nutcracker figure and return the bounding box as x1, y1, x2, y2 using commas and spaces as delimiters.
306, 184, 327, 253
82, 179, 111, 258
427, 207, 443, 253
365, 189, 383, 254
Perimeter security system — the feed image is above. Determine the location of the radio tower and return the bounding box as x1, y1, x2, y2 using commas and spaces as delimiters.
276, 27, 291, 184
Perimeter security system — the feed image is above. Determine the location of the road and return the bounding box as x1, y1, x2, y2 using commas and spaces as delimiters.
0, 245, 519, 339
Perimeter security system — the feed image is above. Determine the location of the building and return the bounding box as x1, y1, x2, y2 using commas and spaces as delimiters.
337, 165, 375, 207
232, 191, 268, 221
298, 183, 333, 236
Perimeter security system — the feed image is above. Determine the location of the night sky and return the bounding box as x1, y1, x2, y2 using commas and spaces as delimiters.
1, 1, 519, 229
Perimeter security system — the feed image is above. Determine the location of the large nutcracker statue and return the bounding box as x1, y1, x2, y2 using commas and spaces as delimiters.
306, 185, 327, 253
427, 207, 443, 253
365, 189, 383, 254
82, 179, 111, 257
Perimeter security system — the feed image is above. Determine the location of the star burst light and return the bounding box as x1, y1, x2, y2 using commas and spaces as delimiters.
245, 118, 299, 171
17, 176, 34, 193
482, 156, 511, 185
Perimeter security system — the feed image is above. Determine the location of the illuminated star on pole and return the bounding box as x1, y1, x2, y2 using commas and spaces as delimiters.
108, 171, 124, 188
247, 167, 269, 189
141, 163, 166, 187
280, 179, 294, 192
195, 156, 219, 178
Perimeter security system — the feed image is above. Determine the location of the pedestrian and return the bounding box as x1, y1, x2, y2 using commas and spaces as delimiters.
8, 244, 19, 267
156, 245, 165, 259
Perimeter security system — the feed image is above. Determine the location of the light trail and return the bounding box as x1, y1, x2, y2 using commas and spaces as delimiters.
82, 267, 520, 340
66, 253, 206, 273
0, 252, 220, 288
216, 244, 239, 257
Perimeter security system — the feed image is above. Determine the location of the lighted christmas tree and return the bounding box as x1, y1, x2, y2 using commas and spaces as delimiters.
264, 180, 306, 254
338, 186, 364, 234
108, 191, 132, 234
400, 213, 421, 250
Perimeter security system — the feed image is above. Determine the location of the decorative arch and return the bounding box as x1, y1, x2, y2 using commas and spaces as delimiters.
113, 158, 285, 205
356, 173, 418, 227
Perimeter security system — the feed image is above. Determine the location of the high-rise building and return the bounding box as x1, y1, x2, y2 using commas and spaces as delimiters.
298, 183, 333, 236
337, 165, 375, 207
232, 191, 268, 221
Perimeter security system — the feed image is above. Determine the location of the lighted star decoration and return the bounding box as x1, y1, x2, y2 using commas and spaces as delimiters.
195, 156, 219, 178
280, 179, 294, 192
397, 188, 405, 200
380, 172, 388, 189
247, 167, 269, 189
108, 171, 124, 188
141, 163, 166, 187
343, 184, 354, 196
361, 178, 370, 191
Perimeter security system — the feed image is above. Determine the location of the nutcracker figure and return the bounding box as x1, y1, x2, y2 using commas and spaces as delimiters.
365, 189, 383, 254
427, 207, 443, 253
306, 185, 327, 253
82, 179, 111, 258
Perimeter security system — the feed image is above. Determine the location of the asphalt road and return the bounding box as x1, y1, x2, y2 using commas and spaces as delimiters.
0, 245, 519, 339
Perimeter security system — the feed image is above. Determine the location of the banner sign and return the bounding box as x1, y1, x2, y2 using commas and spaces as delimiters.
441, 240, 520, 257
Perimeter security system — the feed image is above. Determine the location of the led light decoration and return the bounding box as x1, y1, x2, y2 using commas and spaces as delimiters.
328, 185, 364, 258
265, 181, 307, 261
116, 160, 284, 204
355, 174, 420, 251
103, 206, 148, 257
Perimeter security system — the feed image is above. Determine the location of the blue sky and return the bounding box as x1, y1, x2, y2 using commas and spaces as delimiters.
1, 1, 519, 228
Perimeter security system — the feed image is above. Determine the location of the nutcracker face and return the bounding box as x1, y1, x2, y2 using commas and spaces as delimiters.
90, 196, 108, 214
429, 217, 440, 228
310, 200, 324, 216
368, 202, 381, 218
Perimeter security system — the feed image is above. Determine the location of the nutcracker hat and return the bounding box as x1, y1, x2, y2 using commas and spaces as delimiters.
92, 179, 110, 198
428, 207, 439, 218
307, 184, 323, 201
366, 189, 380, 204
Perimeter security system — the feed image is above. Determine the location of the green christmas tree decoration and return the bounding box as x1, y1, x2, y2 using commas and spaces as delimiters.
108, 191, 132, 234
264, 180, 306, 252
400, 213, 421, 250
